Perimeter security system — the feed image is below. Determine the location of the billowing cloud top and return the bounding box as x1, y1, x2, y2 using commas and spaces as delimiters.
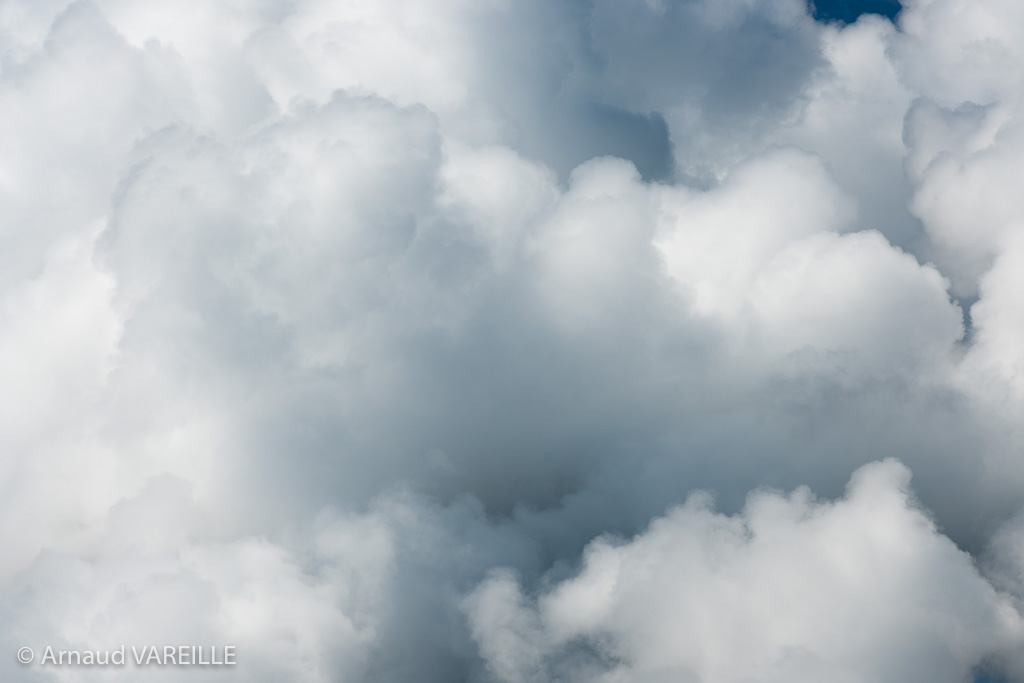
3, 0, 1024, 681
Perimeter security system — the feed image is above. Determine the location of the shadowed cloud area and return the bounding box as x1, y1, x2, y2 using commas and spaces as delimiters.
4, 0, 1024, 681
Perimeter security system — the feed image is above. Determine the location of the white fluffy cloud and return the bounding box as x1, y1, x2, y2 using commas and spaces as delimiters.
4, 0, 1024, 681
465, 462, 1024, 683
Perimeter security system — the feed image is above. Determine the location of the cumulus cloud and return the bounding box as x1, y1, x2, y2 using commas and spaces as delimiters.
4, 0, 1024, 681
465, 461, 1023, 683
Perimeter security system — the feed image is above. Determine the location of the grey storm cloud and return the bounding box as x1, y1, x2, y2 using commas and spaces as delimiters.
3, 0, 1024, 681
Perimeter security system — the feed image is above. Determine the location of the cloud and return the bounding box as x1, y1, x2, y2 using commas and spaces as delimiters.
1, 476, 392, 682
3, 0, 1024, 681
465, 461, 1024, 683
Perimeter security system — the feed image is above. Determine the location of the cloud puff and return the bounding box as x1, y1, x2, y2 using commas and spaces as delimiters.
465, 462, 1024, 683
1, 476, 392, 682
